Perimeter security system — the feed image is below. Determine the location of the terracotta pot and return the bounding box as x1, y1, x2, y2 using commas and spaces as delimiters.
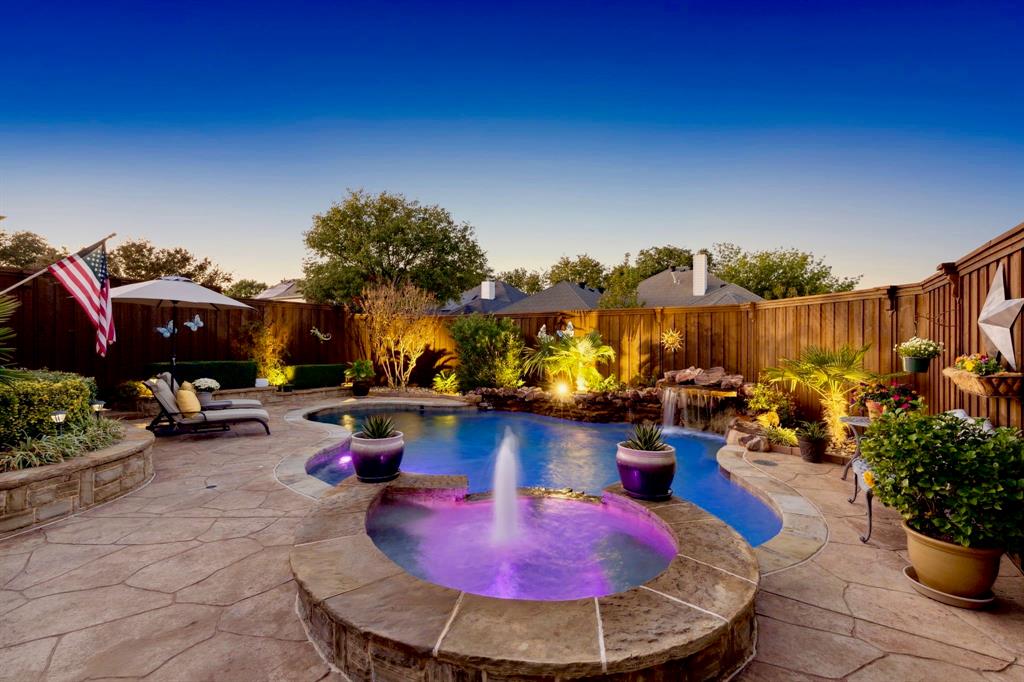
903, 523, 1003, 599
349, 431, 404, 482
866, 400, 885, 420
616, 442, 676, 501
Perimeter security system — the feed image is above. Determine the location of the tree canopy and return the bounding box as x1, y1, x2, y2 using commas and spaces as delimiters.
496, 267, 546, 295
302, 190, 489, 305
710, 243, 861, 300
598, 255, 643, 309
633, 245, 694, 280
108, 239, 233, 289
546, 254, 607, 290
0, 230, 67, 270
224, 279, 269, 299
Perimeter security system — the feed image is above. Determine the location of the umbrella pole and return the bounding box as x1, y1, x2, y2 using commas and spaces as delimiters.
170, 302, 178, 388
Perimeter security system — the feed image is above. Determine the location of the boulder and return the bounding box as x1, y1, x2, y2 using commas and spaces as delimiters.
720, 374, 744, 390
674, 367, 702, 383
739, 434, 769, 452
694, 367, 726, 386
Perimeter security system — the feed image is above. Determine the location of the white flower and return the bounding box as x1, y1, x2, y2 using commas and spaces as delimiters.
895, 336, 944, 359
192, 378, 221, 392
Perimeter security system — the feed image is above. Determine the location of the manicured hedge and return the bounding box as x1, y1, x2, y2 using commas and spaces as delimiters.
0, 371, 94, 446
146, 361, 258, 389
283, 364, 347, 390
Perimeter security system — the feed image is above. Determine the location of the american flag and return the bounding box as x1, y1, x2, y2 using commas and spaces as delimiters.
49, 244, 117, 356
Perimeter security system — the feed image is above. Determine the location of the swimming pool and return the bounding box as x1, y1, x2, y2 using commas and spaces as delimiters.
305, 405, 781, 545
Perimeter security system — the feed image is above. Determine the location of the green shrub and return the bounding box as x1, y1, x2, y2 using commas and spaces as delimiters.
591, 375, 625, 393
762, 425, 799, 447
862, 411, 1024, 552
432, 370, 460, 395
283, 364, 347, 390
746, 382, 795, 424
146, 361, 257, 389
0, 418, 123, 472
0, 372, 94, 446
449, 315, 525, 390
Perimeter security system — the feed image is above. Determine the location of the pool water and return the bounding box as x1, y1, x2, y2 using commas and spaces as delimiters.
306, 405, 781, 545
366, 494, 678, 600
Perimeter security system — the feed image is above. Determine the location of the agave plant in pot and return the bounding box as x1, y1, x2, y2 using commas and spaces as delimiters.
616, 423, 676, 501
795, 421, 829, 463
349, 414, 404, 482
861, 411, 1024, 600
345, 359, 374, 397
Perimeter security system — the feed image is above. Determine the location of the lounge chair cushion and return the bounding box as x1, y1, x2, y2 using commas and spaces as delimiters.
176, 388, 202, 417
151, 379, 180, 414
179, 408, 270, 426
181, 380, 196, 392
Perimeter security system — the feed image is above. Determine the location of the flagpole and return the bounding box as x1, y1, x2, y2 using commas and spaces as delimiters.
0, 232, 117, 296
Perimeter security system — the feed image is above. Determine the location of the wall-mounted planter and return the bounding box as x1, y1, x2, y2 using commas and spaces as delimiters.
942, 367, 1023, 399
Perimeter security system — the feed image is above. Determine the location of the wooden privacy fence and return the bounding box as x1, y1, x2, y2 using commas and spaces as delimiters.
0, 269, 361, 390
4, 220, 1024, 426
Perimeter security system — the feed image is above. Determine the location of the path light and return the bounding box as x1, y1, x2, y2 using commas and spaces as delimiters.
91, 400, 106, 420
50, 409, 67, 435
553, 381, 571, 401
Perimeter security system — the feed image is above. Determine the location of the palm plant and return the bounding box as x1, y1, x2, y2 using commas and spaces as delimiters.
524, 329, 615, 392
0, 295, 25, 385
762, 344, 876, 445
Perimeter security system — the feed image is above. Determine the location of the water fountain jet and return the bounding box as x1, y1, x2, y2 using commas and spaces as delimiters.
491, 427, 520, 544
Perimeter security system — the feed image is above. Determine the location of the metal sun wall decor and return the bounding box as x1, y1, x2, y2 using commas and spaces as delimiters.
979, 264, 1024, 370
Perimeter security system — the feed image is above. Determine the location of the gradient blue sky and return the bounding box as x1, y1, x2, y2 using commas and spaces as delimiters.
2, 0, 1022, 288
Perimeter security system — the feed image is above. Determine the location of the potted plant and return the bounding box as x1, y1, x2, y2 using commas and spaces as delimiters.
349, 414, 404, 482
894, 337, 945, 373
861, 411, 1024, 599
796, 421, 829, 463
345, 359, 374, 397
851, 381, 922, 420
943, 353, 1023, 398
191, 377, 220, 406
616, 423, 676, 501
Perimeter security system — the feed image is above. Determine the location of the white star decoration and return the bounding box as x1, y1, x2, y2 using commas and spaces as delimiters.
979, 264, 1024, 370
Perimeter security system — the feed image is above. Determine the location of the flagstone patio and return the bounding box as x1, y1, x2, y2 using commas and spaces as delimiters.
0, 404, 1021, 681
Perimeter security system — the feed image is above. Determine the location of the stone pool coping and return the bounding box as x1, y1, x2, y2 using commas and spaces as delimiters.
716, 444, 829, 574
290, 473, 759, 680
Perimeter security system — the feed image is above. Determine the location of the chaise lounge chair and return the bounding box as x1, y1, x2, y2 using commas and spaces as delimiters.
144, 378, 271, 435
156, 372, 264, 410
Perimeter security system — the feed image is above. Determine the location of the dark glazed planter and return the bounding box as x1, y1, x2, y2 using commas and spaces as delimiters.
349, 431, 404, 482
351, 381, 371, 397
902, 356, 932, 373
797, 438, 826, 463
615, 442, 676, 501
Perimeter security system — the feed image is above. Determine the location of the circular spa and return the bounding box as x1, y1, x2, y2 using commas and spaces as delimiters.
290, 404, 767, 680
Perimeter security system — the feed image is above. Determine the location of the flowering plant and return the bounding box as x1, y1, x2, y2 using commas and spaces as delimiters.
894, 337, 944, 359
192, 378, 220, 392
954, 353, 1002, 376
851, 381, 922, 412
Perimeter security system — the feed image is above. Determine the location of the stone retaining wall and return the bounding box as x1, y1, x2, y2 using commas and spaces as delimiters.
472, 387, 663, 423
0, 428, 154, 537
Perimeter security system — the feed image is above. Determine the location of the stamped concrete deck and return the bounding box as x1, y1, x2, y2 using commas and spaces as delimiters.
0, 403, 1021, 681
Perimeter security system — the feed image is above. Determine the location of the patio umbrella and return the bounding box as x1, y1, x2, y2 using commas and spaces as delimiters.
110, 276, 253, 383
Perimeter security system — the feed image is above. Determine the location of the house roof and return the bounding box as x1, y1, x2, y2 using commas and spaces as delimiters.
254, 280, 305, 302
440, 281, 528, 314
636, 267, 763, 308
499, 281, 603, 314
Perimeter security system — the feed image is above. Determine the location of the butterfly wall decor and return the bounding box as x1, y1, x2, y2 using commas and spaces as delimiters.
184, 314, 204, 332
155, 320, 175, 338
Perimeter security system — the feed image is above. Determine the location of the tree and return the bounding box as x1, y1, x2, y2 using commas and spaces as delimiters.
599, 255, 643, 309
361, 282, 439, 390
547, 254, 607, 289
710, 243, 860, 299
108, 239, 233, 289
302, 190, 490, 304
0, 230, 66, 270
633, 245, 694, 280
224, 279, 269, 299
497, 267, 546, 295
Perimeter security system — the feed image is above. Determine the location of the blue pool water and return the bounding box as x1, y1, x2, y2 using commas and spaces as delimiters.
306, 405, 781, 546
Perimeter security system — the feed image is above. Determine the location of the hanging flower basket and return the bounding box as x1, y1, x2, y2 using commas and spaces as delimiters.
942, 367, 1023, 399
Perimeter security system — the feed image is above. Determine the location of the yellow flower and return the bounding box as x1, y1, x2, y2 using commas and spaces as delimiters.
964, 360, 976, 371
863, 470, 875, 488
